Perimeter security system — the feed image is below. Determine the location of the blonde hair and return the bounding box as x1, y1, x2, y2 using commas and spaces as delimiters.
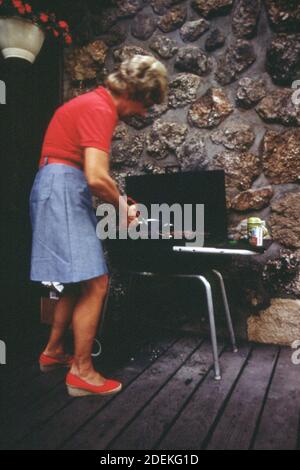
105, 55, 168, 107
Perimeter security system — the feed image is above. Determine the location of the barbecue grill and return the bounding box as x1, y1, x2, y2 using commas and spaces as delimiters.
103, 170, 239, 380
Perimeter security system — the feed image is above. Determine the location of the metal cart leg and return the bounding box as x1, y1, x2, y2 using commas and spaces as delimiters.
212, 269, 238, 353
197, 275, 221, 381
125, 271, 223, 380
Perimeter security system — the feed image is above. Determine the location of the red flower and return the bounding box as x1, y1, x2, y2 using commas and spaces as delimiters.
0, 2, 72, 46
12, 0, 25, 9
65, 34, 72, 45
40, 13, 49, 23
58, 20, 69, 30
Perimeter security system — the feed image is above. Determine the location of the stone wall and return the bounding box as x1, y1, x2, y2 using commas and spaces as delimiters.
64, 0, 300, 345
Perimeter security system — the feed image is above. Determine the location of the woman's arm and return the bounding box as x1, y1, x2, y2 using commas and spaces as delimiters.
83, 147, 135, 224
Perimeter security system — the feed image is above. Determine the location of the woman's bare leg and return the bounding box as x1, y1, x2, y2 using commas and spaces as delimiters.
43, 288, 80, 357
70, 274, 109, 384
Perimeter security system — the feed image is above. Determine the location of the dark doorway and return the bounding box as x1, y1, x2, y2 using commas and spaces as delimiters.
0, 39, 63, 355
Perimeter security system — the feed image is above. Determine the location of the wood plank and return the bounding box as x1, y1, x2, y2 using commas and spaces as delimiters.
3, 334, 177, 449
253, 347, 300, 450
0, 334, 49, 429
12, 333, 179, 450
60, 335, 203, 450
158, 344, 251, 450
0, 370, 67, 449
5, 355, 44, 393
3, 335, 159, 431
2, 363, 67, 417
108, 340, 224, 450
3, 327, 54, 405
206, 344, 279, 450
2, 362, 40, 417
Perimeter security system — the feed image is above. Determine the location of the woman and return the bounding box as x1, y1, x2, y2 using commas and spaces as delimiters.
30, 55, 168, 397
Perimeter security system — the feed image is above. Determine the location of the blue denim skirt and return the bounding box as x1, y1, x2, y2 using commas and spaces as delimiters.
29, 163, 108, 283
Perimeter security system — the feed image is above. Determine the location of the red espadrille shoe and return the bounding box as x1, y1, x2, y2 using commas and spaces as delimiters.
66, 372, 122, 397
39, 353, 74, 373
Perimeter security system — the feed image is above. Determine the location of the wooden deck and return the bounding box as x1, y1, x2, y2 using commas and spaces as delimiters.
1, 331, 300, 450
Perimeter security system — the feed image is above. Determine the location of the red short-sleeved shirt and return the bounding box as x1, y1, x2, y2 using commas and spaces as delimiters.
39, 87, 118, 169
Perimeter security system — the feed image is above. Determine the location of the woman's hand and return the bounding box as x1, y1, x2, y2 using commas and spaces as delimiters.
118, 205, 139, 230
127, 204, 139, 227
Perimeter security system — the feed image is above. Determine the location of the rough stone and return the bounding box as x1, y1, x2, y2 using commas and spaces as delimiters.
180, 19, 210, 42
269, 192, 300, 249
158, 5, 187, 33
205, 29, 225, 52
228, 217, 249, 240
175, 47, 212, 76
188, 88, 233, 129
211, 151, 261, 201
99, 24, 128, 47
63, 0, 300, 337
191, 0, 234, 18
243, 287, 270, 311
168, 73, 202, 108
236, 77, 267, 108
88, 2, 116, 15
151, 0, 185, 15
142, 162, 165, 174
241, 286, 271, 315
230, 262, 271, 311
65, 40, 108, 81
111, 134, 145, 168
232, 0, 261, 39
211, 123, 255, 151
90, 9, 118, 37
256, 89, 300, 127
288, 270, 300, 299
131, 13, 157, 40
113, 123, 130, 141
113, 45, 153, 63
265, 0, 300, 33
147, 120, 188, 159
262, 129, 300, 184
248, 299, 300, 346
263, 249, 300, 298
64, 0, 300, 324
111, 170, 132, 194
176, 132, 209, 171
231, 186, 274, 212
149, 35, 179, 59
123, 102, 168, 130
115, 0, 143, 18
216, 40, 256, 85
266, 34, 300, 86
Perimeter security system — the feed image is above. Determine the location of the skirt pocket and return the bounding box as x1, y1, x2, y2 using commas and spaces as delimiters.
65, 172, 93, 208
30, 173, 55, 202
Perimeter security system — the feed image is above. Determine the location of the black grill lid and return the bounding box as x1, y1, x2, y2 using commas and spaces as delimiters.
125, 170, 228, 244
